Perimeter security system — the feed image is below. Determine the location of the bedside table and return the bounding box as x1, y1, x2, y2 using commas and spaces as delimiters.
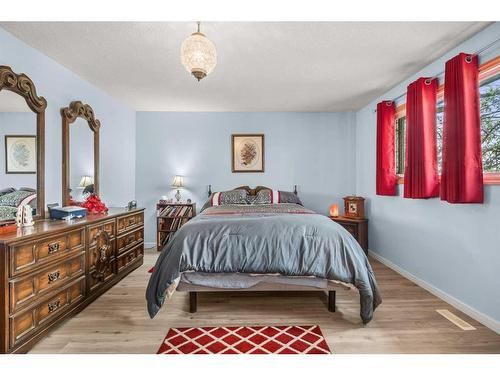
156, 202, 196, 251
330, 216, 368, 255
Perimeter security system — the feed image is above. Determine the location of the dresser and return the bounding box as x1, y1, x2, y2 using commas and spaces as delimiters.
330, 216, 368, 255
0, 207, 144, 353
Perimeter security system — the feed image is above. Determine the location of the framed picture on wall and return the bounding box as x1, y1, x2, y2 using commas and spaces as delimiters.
5, 135, 37, 174
232, 134, 265, 173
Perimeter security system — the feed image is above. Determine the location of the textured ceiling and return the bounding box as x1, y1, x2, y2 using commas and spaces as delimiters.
0, 22, 490, 111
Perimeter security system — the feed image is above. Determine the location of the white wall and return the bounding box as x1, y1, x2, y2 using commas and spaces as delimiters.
0, 27, 136, 207
355, 22, 500, 326
136, 112, 356, 243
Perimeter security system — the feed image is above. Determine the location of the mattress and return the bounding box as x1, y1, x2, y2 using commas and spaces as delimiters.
179, 271, 328, 289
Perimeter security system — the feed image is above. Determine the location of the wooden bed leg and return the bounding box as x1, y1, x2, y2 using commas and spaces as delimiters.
189, 292, 197, 313
328, 290, 336, 313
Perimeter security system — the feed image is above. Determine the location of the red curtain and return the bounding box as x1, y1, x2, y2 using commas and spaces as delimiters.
404, 77, 439, 199
376, 101, 397, 196
441, 53, 484, 203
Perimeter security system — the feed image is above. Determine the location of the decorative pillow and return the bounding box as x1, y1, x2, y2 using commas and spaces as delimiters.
253, 189, 303, 205
0, 190, 37, 208
0, 187, 16, 197
201, 189, 248, 212
19, 187, 36, 192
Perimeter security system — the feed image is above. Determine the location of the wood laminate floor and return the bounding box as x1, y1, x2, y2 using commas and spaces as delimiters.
29, 249, 500, 354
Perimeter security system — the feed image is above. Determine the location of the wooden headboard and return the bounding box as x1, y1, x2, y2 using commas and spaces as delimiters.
207, 185, 297, 197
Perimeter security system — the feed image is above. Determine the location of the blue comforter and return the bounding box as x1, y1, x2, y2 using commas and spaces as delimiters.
146, 204, 382, 323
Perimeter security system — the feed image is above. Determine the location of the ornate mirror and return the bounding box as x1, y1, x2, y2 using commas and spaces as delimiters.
61, 101, 100, 206
0, 66, 46, 223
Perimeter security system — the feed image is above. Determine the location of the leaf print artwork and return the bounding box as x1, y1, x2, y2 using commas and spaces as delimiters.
12, 142, 30, 167
240, 141, 257, 165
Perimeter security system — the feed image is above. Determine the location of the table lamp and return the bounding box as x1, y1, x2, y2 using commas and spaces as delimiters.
329, 204, 339, 217
172, 175, 184, 202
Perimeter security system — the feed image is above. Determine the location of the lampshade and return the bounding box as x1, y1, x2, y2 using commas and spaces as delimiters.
79, 176, 94, 188
180, 22, 217, 81
171, 175, 184, 188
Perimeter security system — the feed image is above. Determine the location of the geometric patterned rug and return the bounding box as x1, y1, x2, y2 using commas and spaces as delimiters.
157, 325, 331, 354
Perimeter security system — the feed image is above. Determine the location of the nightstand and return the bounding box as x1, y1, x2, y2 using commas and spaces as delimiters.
330, 216, 368, 255
156, 202, 196, 251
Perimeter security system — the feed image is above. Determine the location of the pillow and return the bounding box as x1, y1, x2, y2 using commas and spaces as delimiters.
19, 187, 36, 192
201, 189, 249, 212
0, 190, 37, 207
0, 187, 16, 197
253, 189, 303, 205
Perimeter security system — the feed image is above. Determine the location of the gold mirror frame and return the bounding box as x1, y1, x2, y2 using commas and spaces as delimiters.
0, 65, 46, 222
61, 101, 100, 206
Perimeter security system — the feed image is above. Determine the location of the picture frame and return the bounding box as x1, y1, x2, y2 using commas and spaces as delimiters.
231, 134, 265, 173
5, 135, 37, 174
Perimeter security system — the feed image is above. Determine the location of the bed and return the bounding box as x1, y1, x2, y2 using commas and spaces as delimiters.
146, 186, 381, 324
0, 188, 37, 221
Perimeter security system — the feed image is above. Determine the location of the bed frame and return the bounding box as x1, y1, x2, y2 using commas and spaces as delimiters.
177, 185, 337, 314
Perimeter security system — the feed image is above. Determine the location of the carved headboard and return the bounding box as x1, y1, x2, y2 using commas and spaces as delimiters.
207, 185, 297, 197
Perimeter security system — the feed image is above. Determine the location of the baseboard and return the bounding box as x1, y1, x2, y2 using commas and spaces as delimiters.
144, 242, 157, 249
368, 250, 500, 334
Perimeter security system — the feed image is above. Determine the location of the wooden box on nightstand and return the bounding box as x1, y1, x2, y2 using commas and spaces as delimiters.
330, 216, 368, 255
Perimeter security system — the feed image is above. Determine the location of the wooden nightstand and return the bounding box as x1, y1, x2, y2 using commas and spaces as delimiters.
156, 202, 196, 251
330, 216, 368, 255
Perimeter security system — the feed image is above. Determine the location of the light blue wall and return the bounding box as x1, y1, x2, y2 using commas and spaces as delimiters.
0, 27, 136, 207
136, 112, 356, 243
355, 22, 500, 324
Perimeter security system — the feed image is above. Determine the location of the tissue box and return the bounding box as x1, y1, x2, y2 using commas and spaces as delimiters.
49, 206, 87, 220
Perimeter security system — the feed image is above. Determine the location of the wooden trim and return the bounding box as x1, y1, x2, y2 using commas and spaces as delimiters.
0, 66, 46, 222
397, 174, 500, 186
61, 101, 101, 206
484, 173, 500, 185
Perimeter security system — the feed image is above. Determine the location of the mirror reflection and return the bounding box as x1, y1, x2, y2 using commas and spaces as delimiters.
68, 117, 94, 203
0, 90, 37, 222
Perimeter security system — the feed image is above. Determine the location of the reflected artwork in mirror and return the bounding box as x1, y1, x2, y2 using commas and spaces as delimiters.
61, 101, 100, 206
0, 66, 46, 223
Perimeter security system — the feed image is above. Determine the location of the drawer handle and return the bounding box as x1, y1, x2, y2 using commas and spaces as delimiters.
128, 218, 136, 226
48, 299, 61, 313
126, 235, 135, 245
48, 270, 61, 283
48, 242, 60, 254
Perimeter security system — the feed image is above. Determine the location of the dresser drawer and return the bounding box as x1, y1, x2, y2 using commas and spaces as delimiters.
9, 252, 85, 313
9, 229, 85, 277
9, 276, 85, 349
88, 219, 116, 247
340, 223, 358, 237
117, 212, 144, 235
117, 243, 143, 273
88, 260, 116, 292
117, 228, 144, 255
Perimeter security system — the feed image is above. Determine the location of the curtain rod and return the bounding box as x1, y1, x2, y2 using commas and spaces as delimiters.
373, 37, 500, 112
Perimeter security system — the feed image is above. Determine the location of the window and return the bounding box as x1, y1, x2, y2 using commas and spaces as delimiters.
395, 116, 406, 175
479, 73, 500, 173
396, 56, 500, 184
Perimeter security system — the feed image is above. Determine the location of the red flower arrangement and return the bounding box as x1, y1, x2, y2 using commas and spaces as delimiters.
79, 194, 108, 214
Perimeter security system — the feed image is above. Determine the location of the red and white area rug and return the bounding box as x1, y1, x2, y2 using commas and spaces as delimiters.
157, 325, 331, 354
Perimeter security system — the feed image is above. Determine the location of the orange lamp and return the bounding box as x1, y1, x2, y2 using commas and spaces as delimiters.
329, 204, 339, 217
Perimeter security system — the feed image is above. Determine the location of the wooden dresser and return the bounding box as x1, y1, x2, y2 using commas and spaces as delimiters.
0, 207, 144, 353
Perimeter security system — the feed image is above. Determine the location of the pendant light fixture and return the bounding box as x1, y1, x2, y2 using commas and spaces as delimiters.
180, 21, 217, 81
